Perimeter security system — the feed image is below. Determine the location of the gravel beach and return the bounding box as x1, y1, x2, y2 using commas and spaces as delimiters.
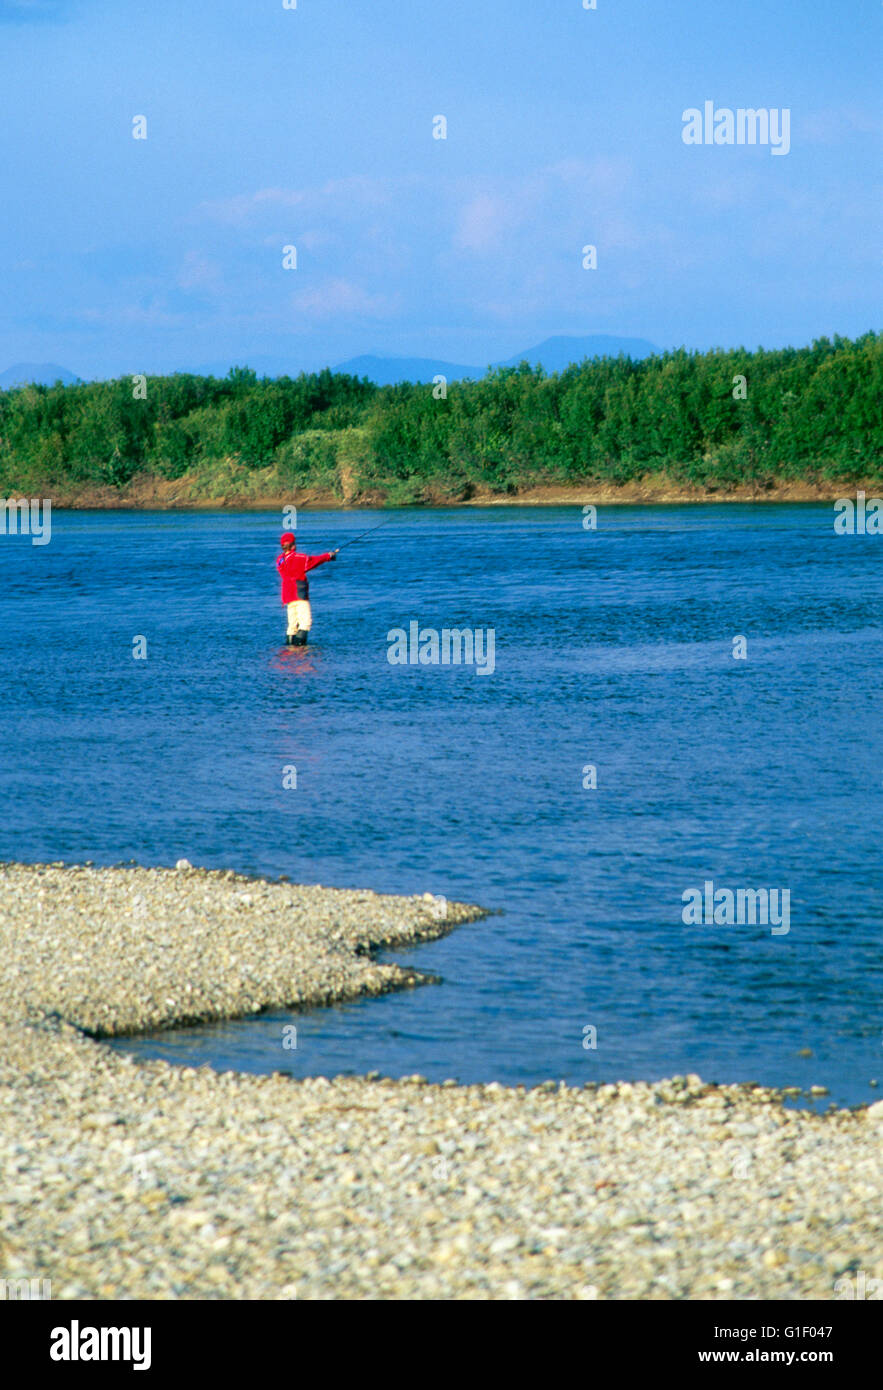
1, 861, 880, 1300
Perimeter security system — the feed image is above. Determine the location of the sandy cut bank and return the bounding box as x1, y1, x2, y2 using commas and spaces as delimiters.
40, 473, 883, 511
1, 861, 881, 1301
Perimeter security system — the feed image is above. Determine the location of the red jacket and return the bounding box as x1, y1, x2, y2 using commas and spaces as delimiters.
276, 550, 334, 603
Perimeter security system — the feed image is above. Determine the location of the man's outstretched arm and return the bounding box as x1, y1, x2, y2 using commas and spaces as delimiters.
305, 550, 339, 571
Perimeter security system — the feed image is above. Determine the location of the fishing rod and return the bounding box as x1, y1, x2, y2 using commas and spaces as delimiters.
333, 512, 397, 552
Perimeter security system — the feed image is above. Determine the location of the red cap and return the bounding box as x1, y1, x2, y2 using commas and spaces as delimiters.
280, 532, 296, 546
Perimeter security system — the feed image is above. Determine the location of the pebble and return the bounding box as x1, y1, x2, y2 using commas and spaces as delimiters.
0, 861, 880, 1301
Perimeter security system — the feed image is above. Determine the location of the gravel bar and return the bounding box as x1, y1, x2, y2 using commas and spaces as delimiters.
1, 861, 880, 1300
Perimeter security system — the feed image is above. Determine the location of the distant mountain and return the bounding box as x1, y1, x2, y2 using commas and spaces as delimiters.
333, 354, 482, 385
333, 335, 658, 385
45, 335, 658, 389
0, 362, 80, 390
494, 335, 658, 372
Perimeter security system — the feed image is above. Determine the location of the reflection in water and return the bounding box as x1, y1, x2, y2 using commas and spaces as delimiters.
268, 645, 323, 677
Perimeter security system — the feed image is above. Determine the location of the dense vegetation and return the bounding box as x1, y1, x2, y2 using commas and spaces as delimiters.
1, 334, 879, 503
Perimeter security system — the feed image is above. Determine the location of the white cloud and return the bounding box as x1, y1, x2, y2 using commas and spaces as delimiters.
198, 177, 392, 228
454, 195, 512, 253
176, 251, 223, 294
800, 106, 882, 145
288, 279, 396, 321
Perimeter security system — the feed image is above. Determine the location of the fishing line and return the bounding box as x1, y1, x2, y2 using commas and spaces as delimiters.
332, 513, 398, 551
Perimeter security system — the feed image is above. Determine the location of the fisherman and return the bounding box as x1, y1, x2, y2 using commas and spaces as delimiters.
276, 532, 338, 645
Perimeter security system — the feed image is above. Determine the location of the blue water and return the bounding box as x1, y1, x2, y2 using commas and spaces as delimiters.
1, 504, 881, 1106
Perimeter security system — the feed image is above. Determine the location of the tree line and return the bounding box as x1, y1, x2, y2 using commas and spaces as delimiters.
0, 334, 879, 501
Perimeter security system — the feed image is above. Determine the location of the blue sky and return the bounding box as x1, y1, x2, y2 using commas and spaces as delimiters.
1, 0, 879, 378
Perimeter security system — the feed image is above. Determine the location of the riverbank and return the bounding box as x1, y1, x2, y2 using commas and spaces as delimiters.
37, 473, 877, 510
1, 862, 880, 1300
